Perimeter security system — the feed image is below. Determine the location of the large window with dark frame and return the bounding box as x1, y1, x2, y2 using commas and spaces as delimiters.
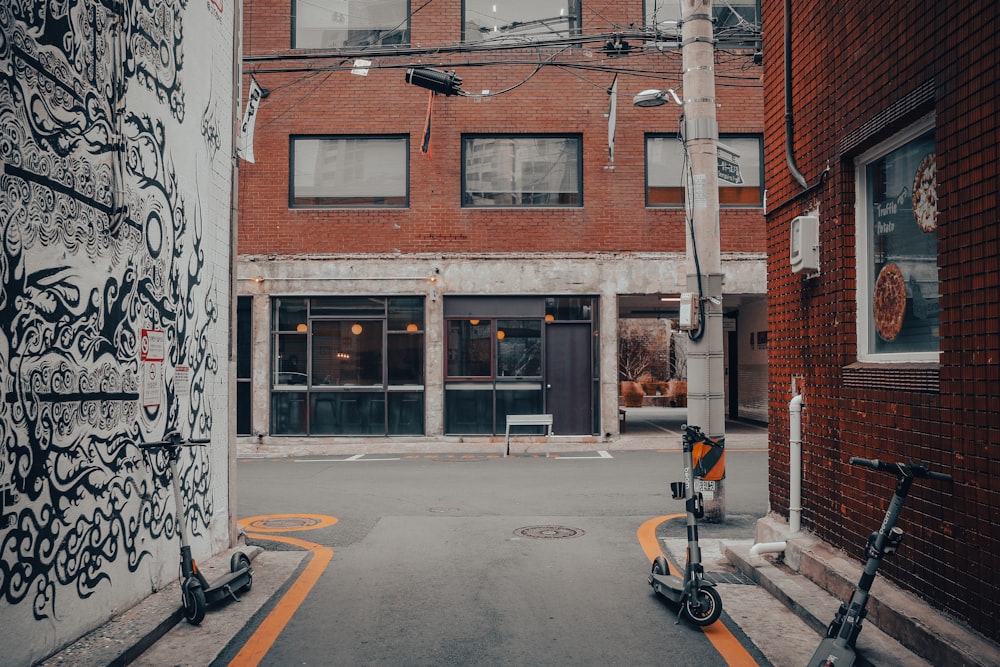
855, 115, 939, 361
271, 296, 425, 436
292, 0, 409, 49
291, 136, 408, 208
463, 0, 581, 44
462, 135, 582, 207
645, 134, 763, 207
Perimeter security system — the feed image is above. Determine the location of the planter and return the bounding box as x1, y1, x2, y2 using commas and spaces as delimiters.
620, 381, 645, 408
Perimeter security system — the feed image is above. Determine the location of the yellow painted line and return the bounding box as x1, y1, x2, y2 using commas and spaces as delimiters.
228, 517, 336, 666
638, 514, 759, 666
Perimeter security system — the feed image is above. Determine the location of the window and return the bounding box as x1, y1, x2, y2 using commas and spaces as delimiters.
855, 115, 939, 361
463, 0, 580, 44
291, 136, 408, 208
293, 0, 409, 49
271, 296, 425, 435
645, 0, 759, 47
463, 135, 582, 207
645, 134, 763, 207
236, 296, 253, 436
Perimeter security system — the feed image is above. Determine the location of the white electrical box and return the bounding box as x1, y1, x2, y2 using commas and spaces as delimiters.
790, 215, 820, 273
678, 292, 699, 330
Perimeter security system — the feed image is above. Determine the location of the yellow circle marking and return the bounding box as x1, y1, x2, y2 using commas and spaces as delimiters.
238, 513, 338, 533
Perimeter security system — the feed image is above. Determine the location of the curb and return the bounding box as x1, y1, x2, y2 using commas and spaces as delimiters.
725, 515, 1000, 667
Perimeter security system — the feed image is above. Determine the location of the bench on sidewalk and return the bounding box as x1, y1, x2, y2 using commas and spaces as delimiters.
504, 414, 553, 457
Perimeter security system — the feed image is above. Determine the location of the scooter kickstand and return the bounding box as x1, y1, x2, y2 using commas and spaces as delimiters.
223, 584, 241, 603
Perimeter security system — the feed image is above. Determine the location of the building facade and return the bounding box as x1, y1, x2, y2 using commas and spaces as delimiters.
0, 0, 238, 664
237, 1, 767, 447
762, 0, 999, 644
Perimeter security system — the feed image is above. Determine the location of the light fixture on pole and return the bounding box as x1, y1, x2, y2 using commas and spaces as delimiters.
632, 88, 682, 108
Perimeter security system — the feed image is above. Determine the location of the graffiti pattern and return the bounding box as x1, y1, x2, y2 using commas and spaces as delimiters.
0, 0, 219, 624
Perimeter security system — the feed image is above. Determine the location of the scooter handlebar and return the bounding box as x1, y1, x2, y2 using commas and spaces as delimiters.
137, 433, 211, 449
849, 457, 952, 482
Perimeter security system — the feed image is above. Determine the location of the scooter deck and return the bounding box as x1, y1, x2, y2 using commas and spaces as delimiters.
203, 569, 252, 605
648, 572, 686, 603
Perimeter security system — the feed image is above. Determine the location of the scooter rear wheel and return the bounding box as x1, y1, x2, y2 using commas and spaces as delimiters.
182, 579, 207, 625
684, 586, 722, 626
231, 552, 253, 592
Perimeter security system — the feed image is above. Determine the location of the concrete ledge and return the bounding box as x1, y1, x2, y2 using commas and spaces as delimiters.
743, 514, 1000, 667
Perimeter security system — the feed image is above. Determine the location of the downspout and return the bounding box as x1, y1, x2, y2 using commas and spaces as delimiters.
788, 392, 803, 533
784, 0, 808, 189
750, 392, 804, 557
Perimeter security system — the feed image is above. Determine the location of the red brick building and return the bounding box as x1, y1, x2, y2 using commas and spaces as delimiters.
236, 1, 765, 444
761, 0, 999, 644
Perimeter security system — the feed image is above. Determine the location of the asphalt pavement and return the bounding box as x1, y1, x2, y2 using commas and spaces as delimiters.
37, 409, 1000, 666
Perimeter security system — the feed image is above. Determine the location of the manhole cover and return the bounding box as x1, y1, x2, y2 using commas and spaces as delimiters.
514, 525, 585, 539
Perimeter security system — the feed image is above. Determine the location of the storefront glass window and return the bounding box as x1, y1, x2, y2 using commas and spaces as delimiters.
856, 116, 939, 361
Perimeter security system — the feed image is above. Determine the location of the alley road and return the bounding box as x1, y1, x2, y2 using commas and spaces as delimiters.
209, 448, 813, 666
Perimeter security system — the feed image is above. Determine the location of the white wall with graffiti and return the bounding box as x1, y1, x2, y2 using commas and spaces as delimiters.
0, 0, 236, 663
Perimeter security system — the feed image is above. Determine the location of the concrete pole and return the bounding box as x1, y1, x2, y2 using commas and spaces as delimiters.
681, 0, 726, 521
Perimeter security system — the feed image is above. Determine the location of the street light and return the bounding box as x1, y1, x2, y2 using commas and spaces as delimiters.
632, 88, 682, 108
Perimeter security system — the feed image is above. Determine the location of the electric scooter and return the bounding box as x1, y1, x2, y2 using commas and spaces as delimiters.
138, 431, 254, 625
808, 457, 952, 667
648, 423, 724, 626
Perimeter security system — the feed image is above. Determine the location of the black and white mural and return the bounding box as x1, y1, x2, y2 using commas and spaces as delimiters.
0, 0, 234, 662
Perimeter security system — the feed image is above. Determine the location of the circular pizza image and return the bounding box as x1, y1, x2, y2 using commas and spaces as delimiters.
912, 153, 937, 232
873, 262, 907, 341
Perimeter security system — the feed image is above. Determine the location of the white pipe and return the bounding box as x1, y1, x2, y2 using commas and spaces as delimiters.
749, 541, 786, 557
789, 393, 803, 534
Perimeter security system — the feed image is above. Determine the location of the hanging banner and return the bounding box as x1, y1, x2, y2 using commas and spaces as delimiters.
239, 78, 262, 163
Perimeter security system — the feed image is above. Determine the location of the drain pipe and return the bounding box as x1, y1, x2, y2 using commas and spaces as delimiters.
750, 392, 804, 557
788, 392, 803, 533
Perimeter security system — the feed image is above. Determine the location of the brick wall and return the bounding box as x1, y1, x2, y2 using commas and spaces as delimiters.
239, 1, 764, 257
762, 0, 1000, 642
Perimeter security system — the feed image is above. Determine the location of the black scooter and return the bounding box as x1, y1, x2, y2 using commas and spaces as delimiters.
138, 431, 253, 625
648, 424, 724, 626
808, 457, 952, 667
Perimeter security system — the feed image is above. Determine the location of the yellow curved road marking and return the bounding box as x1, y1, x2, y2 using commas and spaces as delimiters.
638, 515, 759, 666
228, 516, 336, 666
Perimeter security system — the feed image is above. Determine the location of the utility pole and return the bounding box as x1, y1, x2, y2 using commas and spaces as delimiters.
681, 0, 726, 521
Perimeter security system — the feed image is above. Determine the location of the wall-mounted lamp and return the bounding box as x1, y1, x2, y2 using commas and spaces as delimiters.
469, 319, 480, 326
633, 88, 683, 107
252, 276, 265, 284
351, 323, 363, 335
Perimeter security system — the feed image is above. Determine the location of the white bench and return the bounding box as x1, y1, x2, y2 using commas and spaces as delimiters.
504, 414, 553, 457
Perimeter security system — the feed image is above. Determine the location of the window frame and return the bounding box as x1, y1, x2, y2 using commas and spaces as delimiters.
644, 0, 760, 48
291, 0, 410, 50
461, 134, 583, 208
644, 133, 764, 208
462, 0, 582, 45
854, 113, 939, 363
290, 135, 409, 209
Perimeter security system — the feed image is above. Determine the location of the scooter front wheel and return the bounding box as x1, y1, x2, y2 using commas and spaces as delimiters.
684, 586, 722, 626
182, 579, 207, 625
